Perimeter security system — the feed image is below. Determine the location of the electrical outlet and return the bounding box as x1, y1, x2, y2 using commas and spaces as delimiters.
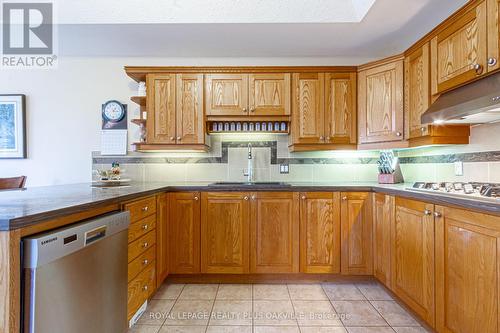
454, 161, 464, 176
280, 164, 289, 174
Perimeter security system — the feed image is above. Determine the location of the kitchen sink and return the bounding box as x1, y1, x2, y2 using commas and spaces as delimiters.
208, 182, 291, 187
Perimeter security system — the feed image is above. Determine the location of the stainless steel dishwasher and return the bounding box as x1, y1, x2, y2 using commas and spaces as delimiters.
23, 211, 130, 333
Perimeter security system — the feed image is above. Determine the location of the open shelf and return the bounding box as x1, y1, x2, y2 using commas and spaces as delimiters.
206, 121, 290, 135
131, 118, 146, 126
130, 96, 146, 107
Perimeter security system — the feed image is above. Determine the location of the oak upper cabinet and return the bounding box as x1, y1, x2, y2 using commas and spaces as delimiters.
147, 74, 176, 144
299, 192, 341, 274
435, 205, 500, 333
156, 193, 169, 285
325, 73, 357, 145
250, 192, 300, 273
358, 58, 404, 144
430, 1, 487, 95
168, 192, 201, 274
392, 198, 435, 327
291, 73, 325, 145
340, 192, 373, 275
372, 193, 393, 288
205, 74, 249, 116
146, 73, 205, 147
249, 74, 291, 116
201, 192, 250, 274
176, 74, 204, 144
488, 0, 500, 72
405, 43, 431, 139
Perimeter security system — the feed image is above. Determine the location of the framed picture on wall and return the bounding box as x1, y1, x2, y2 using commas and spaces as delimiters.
0, 94, 26, 159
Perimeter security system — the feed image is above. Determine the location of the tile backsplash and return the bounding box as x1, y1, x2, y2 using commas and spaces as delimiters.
93, 123, 500, 184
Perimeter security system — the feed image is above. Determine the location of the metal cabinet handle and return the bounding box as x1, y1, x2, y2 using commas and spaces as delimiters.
170, 137, 175, 141
474, 63, 483, 75
142, 224, 148, 230
396, 132, 402, 137
319, 136, 324, 141
142, 206, 148, 212
424, 209, 432, 216
142, 259, 149, 265
250, 108, 255, 113
434, 212, 442, 218
251, 195, 256, 200
142, 242, 149, 248
177, 136, 182, 141
142, 285, 148, 291
243, 108, 248, 112
244, 196, 249, 201
194, 196, 199, 201
421, 127, 426, 132
342, 196, 348, 201
301, 196, 306, 200
488, 57, 497, 67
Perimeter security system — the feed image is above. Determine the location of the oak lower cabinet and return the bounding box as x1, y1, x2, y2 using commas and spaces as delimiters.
201, 192, 250, 274
372, 193, 393, 288
156, 193, 169, 285
435, 205, 500, 333
430, 1, 487, 95
168, 192, 201, 274
340, 192, 373, 275
250, 192, 300, 273
299, 192, 341, 273
392, 197, 435, 327
358, 57, 405, 145
124, 196, 158, 321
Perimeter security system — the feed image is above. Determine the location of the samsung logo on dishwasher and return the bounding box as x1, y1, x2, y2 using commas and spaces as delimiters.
41, 237, 57, 245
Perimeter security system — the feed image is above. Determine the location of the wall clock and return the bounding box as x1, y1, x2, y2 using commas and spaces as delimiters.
102, 100, 127, 130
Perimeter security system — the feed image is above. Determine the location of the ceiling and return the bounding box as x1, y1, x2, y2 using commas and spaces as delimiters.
56, 0, 468, 61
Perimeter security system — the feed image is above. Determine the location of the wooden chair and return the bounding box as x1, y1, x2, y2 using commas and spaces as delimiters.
0, 176, 27, 190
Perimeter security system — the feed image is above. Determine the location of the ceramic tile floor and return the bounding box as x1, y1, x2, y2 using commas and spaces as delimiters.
128, 282, 432, 333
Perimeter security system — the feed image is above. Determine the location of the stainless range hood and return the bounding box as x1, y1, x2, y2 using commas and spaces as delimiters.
421, 72, 500, 125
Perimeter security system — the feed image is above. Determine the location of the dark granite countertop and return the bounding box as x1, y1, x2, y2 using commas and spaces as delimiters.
1, 181, 499, 231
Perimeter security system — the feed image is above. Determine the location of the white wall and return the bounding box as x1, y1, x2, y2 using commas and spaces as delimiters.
0, 56, 355, 187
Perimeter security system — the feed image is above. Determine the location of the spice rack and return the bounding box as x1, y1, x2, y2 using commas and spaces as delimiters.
207, 121, 289, 134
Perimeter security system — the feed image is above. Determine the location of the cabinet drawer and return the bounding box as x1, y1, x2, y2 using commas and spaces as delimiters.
127, 262, 156, 321
128, 214, 156, 243
128, 245, 156, 282
128, 230, 156, 263
125, 196, 157, 223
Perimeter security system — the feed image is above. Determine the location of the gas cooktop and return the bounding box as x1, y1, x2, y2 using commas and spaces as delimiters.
406, 182, 500, 203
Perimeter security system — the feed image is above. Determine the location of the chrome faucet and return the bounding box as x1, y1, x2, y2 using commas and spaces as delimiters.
243, 143, 255, 182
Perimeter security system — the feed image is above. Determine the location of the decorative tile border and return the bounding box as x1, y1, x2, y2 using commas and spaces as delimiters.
92, 141, 500, 166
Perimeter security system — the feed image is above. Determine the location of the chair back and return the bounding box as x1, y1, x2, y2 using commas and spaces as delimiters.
0, 176, 27, 190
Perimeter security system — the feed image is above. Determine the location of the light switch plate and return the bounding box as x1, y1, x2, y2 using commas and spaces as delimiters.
454, 161, 464, 176
280, 164, 289, 174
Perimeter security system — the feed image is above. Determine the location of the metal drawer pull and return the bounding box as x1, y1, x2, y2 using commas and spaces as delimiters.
488, 58, 497, 67
424, 210, 432, 216
142, 242, 149, 248
434, 212, 442, 218
474, 63, 483, 75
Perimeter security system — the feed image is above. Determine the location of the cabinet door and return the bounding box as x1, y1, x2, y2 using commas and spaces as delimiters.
156, 193, 169, 285
372, 194, 393, 288
392, 198, 435, 327
435, 205, 500, 333
405, 43, 431, 139
201, 192, 250, 274
299, 192, 341, 273
169, 192, 201, 274
325, 73, 357, 144
249, 74, 291, 116
250, 192, 299, 273
146, 74, 176, 144
205, 74, 248, 116
488, 0, 500, 72
358, 60, 404, 144
431, 1, 487, 94
340, 192, 373, 275
291, 73, 325, 145
176, 74, 204, 145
